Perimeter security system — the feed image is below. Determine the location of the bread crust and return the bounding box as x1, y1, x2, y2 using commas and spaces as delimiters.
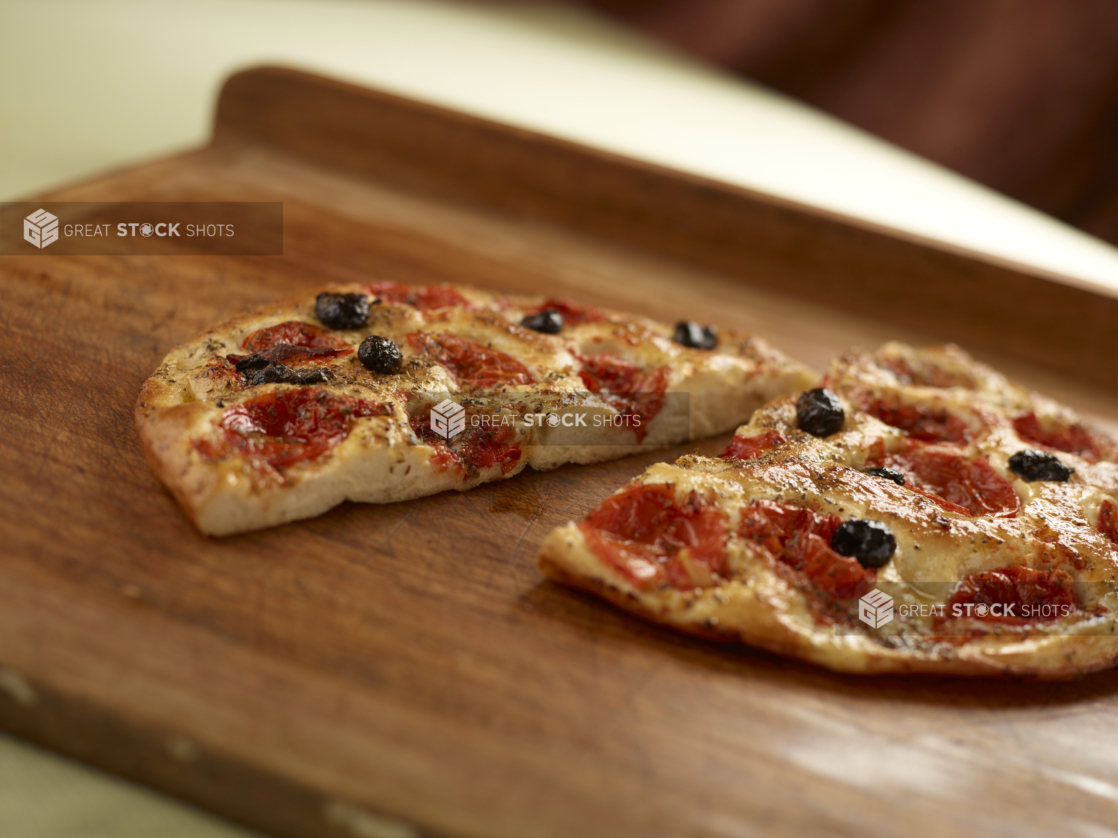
136, 282, 816, 535
540, 343, 1118, 678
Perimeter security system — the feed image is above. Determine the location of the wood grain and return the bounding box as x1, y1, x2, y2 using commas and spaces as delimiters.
215, 67, 1118, 392
3, 66, 1118, 838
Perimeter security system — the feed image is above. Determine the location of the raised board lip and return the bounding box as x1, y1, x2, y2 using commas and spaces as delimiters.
5, 64, 1118, 838
209, 65, 1118, 393
211, 64, 1111, 298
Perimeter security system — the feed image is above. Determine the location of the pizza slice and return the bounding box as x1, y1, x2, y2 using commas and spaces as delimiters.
539, 342, 1118, 677
136, 281, 816, 535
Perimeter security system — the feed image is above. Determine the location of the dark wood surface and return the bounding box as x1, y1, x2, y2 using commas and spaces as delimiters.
3, 67, 1118, 838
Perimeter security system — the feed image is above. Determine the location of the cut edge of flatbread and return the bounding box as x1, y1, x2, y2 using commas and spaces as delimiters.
137, 281, 818, 535
539, 343, 1118, 678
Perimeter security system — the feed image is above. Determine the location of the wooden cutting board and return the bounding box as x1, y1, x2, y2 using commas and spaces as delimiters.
4, 67, 1118, 838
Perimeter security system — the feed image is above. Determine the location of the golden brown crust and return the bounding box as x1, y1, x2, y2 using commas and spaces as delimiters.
540, 520, 1118, 678
136, 397, 221, 526
136, 281, 817, 535
540, 343, 1118, 678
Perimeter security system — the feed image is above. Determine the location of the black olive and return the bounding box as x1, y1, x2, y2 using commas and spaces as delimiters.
291, 367, 334, 385
315, 292, 371, 330
249, 362, 290, 385
248, 362, 333, 386
1008, 449, 1074, 482
831, 520, 896, 568
673, 321, 718, 350
358, 335, 403, 374
521, 309, 563, 334
865, 466, 905, 486
796, 388, 845, 437
232, 354, 270, 374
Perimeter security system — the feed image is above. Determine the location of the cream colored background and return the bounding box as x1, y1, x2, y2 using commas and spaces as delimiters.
5, 0, 1118, 288
4, 1, 1118, 836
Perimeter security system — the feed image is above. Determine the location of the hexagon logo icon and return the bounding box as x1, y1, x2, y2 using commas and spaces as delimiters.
858, 588, 894, 628
24, 208, 59, 249
430, 398, 465, 440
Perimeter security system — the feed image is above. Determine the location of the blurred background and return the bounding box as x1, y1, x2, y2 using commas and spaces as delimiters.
580, 0, 1118, 247
3, 1, 1118, 836
4, 0, 1118, 285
